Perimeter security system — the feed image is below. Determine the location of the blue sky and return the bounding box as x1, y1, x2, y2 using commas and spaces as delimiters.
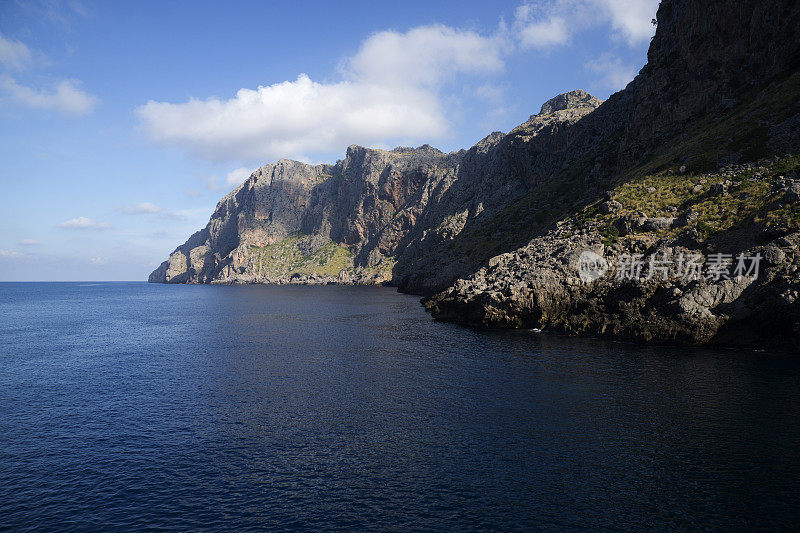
0, 0, 658, 281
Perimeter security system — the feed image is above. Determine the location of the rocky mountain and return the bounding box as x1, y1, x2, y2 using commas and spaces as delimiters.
151, 0, 800, 350
149, 89, 603, 288
425, 153, 800, 350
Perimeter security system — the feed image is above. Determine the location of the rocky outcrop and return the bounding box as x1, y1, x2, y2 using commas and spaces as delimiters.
422, 0, 800, 351
426, 146, 800, 350
425, 218, 800, 351
538, 90, 602, 116
149, 145, 459, 284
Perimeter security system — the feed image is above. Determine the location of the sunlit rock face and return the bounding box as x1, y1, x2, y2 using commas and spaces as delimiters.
149, 92, 603, 288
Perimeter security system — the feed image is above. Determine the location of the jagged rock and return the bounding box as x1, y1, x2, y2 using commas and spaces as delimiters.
601, 200, 622, 214
763, 245, 786, 266
538, 89, 602, 115
425, 225, 800, 350
614, 217, 632, 237
645, 217, 676, 230
710, 182, 731, 196
630, 216, 676, 232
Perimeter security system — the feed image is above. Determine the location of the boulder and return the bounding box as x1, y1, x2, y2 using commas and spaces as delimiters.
601, 200, 623, 214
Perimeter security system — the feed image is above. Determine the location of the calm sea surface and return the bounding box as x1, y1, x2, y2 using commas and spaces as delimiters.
1, 282, 799, 531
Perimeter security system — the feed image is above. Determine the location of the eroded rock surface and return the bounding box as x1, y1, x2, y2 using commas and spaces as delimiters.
425, 219, 800, 350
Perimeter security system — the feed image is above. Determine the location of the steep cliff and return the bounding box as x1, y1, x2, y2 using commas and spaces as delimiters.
149, 90, 603, 287
151, 0, 800, 349
424, 0, 800, 350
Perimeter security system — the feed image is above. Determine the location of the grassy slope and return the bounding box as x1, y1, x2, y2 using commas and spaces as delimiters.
247, 234, 396, 280
248, 235, 354, 278
580, 71, 800, 244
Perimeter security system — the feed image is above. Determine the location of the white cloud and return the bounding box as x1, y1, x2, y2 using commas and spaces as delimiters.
90, 256, 108, 265
18, 239, 41, 246
138, 75, 439, 161
0, 33, 33, 70
474, 83, 504, 103
585, 53, 637, 90
0, 33, 97, 116
117, 202, 164, 214
0, 249, 24, 258
58, 217, 110, 230
225, 167, 254, 187
514, 0, 658, 49
516, 12, 569, 48
473, 83, 512, 129
1, 76, 98, 115
205, 174, 222, 191
344, 25, 505, 89
137, 24, 505, 162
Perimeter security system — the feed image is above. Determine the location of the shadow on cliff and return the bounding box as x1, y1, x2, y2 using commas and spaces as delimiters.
388, 93, 631, 295
391, 0, 800, 297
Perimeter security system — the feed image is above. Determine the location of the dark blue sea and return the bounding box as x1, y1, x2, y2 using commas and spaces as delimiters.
1, 282, 799, 531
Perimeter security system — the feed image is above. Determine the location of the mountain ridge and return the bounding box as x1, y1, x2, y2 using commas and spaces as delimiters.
149, 88, 603, 287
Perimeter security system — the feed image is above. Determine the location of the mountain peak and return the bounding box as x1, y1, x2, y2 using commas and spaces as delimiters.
390, 144, 442, 155
538, 90, 602, 115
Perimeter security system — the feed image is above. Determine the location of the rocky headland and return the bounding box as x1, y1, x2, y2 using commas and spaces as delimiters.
151, 0, 800, 350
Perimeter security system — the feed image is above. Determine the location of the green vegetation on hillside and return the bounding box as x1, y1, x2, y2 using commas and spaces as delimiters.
575, 70, 800, 243
248, 234, 354, 278
426, 70, 800, 267
586, 155, 800, 243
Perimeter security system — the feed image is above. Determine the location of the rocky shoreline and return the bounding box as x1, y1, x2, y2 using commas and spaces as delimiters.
424, 228, 799, 350
425, 154, 800, 350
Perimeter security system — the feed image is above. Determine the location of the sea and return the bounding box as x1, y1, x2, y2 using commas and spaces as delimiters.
1, 282, 799, 530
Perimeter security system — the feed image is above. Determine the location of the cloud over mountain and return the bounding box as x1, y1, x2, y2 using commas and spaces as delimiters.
136, 25, 505, 162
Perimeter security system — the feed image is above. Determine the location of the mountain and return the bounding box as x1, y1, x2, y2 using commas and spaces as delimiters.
149, 90, 603, 289
152, 0, 800, 350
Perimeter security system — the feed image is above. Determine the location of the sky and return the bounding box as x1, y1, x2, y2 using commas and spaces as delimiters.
0, 0, 659, 281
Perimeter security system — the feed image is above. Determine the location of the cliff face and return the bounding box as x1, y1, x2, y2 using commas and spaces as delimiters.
149, 146, 458, 285
149, 90, 602, 287
425, 151, 800, 351
424, 0, 800, 350
618, 0, 800, 163
151, 0, 800, 349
